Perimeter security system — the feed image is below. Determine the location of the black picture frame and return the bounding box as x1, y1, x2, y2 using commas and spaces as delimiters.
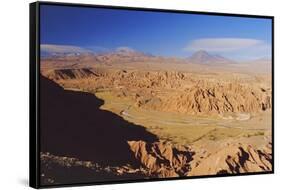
30, 1, 274, 188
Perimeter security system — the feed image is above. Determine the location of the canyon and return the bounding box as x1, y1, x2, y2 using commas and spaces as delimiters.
40, 51, 272, 185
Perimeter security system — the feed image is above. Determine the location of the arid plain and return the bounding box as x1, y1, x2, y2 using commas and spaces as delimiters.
40, 49, 272, 184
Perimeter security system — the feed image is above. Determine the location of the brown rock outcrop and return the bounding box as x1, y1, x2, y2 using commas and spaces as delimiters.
128, 140, 195, 177
189, 142, 272, 176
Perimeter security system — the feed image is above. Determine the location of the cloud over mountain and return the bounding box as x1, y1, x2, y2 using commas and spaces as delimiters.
184, 38, 271, 60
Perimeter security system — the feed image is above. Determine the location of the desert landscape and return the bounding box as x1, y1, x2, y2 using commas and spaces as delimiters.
38, 5, 272, 186
40, 48, 272, 185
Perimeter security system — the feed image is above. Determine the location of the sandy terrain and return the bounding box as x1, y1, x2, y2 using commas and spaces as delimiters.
40, 53, 272, 185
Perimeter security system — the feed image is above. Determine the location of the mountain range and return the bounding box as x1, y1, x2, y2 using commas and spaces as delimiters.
42, 46, 270, 65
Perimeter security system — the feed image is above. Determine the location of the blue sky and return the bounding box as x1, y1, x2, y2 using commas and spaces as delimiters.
40, 4, 272, 60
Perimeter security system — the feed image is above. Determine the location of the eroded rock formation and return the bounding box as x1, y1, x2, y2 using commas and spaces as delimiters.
159, 84, 271, 115
189, 142, 272, 176
128, 140, 195, 177
41, 68, 271, 115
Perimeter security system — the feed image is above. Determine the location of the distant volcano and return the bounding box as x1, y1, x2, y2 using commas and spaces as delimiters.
187, 50, 235, 64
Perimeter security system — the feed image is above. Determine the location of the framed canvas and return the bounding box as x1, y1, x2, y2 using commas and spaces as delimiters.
29, 1, 274, 188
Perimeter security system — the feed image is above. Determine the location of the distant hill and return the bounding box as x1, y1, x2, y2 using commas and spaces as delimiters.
239, 57, 272, 74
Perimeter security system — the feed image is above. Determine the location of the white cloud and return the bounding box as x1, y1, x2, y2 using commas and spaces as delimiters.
184, 38, 266, 52
184, 38, 271, 60
41, 44, 92, 54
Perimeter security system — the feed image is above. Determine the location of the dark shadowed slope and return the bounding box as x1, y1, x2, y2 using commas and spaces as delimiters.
40, 75, 158, 167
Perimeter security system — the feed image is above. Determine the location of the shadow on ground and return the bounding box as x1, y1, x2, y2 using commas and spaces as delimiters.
40, 75, 158, 167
